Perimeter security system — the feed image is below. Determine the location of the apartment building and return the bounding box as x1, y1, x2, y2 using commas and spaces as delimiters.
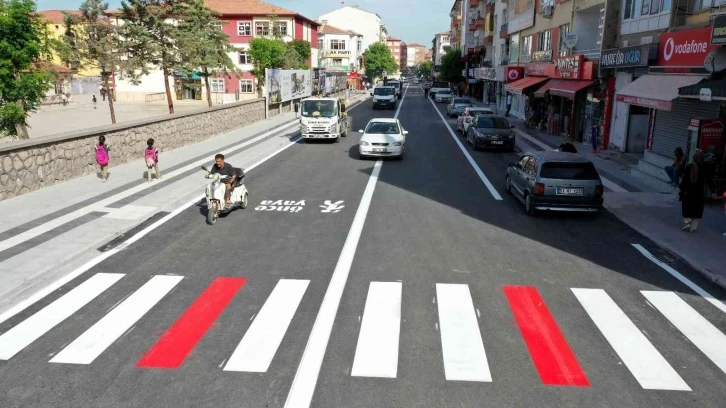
318, 23, 363, 72
402, 43, 428, 68
432, 31, 452, 75
318, 3, 387, 55
386, 37, 403, 71
110, 0, 318, 103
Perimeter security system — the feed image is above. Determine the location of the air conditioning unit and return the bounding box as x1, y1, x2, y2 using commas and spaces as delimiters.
543, 5, 554, 18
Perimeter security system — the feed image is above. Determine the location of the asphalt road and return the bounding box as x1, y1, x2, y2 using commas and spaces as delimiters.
1, 85, 726, 408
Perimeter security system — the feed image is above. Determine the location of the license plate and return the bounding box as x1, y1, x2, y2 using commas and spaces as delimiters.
373, 148, 386, 152
491, 141, 503, 145
557, 187, 583, 196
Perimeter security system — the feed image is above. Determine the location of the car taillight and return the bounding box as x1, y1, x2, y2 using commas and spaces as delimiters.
595, 185, 603, 197
534, 183, 545, 196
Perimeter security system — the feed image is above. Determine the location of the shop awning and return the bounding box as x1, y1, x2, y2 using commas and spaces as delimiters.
678, 77, 726, 101
548, 80, 596, 98
534, 80, 563, 97
616, 74, 705, 111
504, 76, 549, 95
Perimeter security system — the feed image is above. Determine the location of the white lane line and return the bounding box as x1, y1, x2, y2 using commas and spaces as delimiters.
0, 273, 124, 360
50, 275, 183, 364
632, 244, 726, 314
642, 291, 726, 376
284, 90, 405, 408
224, 279, 310, 373
427, 98, 503, 200
350, 282, 402, 378
572, 288, 690, 391
0, 99, 369, 327
512, 128, 628, 193
436, 283, 491, 382
0, 121, 300, 253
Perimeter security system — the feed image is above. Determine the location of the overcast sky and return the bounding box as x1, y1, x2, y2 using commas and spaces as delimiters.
36, 0, 448, 46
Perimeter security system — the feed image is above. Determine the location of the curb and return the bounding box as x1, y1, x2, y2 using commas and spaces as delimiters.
603, 201, 726, 291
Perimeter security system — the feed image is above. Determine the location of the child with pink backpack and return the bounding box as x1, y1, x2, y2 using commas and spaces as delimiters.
144, 138, 162, 182
95, 135, 110, 182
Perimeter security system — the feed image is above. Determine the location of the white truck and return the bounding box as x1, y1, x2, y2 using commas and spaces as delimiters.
297, 96, 349, 142
371, 86, 397, 110
430, 81, 451, 99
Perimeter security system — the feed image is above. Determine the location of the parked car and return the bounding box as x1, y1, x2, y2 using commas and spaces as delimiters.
358, 118, 408, 159
457, 107, 494, 133
446, 98, 474, 117
465, 115, 516, 152
435, 90, 453, 103
505, 151, 604, 215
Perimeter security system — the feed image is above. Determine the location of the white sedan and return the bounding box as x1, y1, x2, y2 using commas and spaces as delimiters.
457, 107, 494, 134
435, 90, 453, 103
358, 118, 408, 159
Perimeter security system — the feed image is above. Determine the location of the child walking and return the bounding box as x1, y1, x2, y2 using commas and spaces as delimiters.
92, 95, 97, 109
95, 135, 109, 182
144, 138, 162, 182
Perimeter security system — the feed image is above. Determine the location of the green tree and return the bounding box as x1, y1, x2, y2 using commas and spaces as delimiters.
117, 0, 188, 114
287, 39, 311, 68
0, 0, 55, 138
439, 49, 465, 84
177, 0, 240, 107
63, 0, 121, 124
418, 60, 432, 79
248, 37, 286, 97
363, 42, 397, 82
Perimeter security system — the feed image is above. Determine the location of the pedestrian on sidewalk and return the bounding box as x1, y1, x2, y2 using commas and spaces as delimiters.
61, 93, 67, 106
679, 150, 707, 232
505, 93, 512, 117
665, 147, 686, 186
92, 95, 97, 109
100, 87, 106, 101
144, 138, 162, 182
95, 135, 110, 182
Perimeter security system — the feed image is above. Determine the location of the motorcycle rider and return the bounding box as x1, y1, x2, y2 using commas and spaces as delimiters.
423, 83, 430, 99
206, 153, 237, 207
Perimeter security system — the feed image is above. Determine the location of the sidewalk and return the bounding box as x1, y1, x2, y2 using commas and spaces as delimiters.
496, 106, 726, 289
0, 93, 370, 315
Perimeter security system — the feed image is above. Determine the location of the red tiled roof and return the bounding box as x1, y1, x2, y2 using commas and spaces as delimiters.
437, 30, 451, 35
205, 0, 318, 25
386, 36, 402, 42
319, 24, 354, 35
37, 10, 82, 24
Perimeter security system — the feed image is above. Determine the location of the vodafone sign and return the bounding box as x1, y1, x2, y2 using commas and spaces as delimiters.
506, 67, 524, 82
656, 27, 719, 67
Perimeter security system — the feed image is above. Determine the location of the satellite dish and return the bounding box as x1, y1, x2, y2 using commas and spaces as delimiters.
704, 47, 726, 73
467, 10, 474, 18
474, 30, 479, 38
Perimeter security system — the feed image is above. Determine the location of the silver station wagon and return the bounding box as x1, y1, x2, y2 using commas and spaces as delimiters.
506, 151, 604, 215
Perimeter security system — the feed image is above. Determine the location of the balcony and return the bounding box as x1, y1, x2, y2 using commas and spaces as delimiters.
483, 30, 494, 42
500, 23, 508, 37
519, 54, 532, 64
470, 0, 480, 6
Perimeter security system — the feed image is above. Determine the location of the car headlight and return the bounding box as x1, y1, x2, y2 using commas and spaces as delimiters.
391, 142, 402, 146
360, 141, 370, 146
477, 131, 489, 139
508, 132, 515, 139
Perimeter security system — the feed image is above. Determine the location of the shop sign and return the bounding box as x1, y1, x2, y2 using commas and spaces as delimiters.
616, 94, 672, 110
563, 33, 578, 49
324, 50, 352, 58
655, 27, 718, 68
531, 49, 553, 62
697, 119, 725, 154
506, 66, 524, 82
600, 45, 650, 69
525, 62, 555, 77
711, 15, 726, 45
700, 88, 712, 101
555, 55, 584, 79
477, 68, 497, 80
468, 69, 475, 78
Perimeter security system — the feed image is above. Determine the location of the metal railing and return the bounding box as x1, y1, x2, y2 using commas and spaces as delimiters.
145, 92, 166, 103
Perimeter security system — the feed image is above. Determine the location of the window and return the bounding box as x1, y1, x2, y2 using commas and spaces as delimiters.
330, 39, 346, 50
502, 8, 508, 23
442, 36, 449, 42
255, 21, 269, 37
537, 30, 551, 51
357, 39, 362, 52
274, 22, 287, 37
239, 51, 252, 65
210, 79, 225, 93
210, 22, 223, 31
332, 58, 343, 65
237, 21, 251, 36
521, 35, 532, 56
476, 117, 511, 129
318, 38, 324, 50
540, 162, 600, 180
559, 24, 571, 57
542, 0, 554, 6
239, 79, 254, 94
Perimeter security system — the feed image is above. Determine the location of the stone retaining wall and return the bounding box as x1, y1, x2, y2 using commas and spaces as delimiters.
0, 98, 266, 201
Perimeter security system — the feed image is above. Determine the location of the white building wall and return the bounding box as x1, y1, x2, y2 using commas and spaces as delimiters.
494, 1, 507, 66
318, 32, 358, 69
319, 6, 382, 54
114, 70, 174, 102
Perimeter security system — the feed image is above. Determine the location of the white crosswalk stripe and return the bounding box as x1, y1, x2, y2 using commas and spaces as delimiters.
643, 291, 726, 376
436, 283, 492, 382
0, 273, 125, 360
351, 282, 402, 378
50, 275, 183, 365
572, 288, 691, 391
224, 279, 309, 372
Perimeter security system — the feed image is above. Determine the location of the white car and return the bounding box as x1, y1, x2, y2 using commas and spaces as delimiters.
435, 90, 453, 103
457, 107, 494, 134
358, 118, 408, 159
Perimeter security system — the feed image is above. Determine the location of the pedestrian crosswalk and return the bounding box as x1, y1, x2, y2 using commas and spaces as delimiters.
0, 273, 725, 394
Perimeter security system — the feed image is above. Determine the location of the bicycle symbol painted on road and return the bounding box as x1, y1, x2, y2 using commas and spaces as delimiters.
320, 200, 345, 213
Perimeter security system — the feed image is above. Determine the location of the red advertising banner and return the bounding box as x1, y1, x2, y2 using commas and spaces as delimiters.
656, 27, 719, 67
506, 66, 524, 82
698, 119, 725, 155
616, 94, 672, 111
554, 55, 584, 79
524, 63, 555, 77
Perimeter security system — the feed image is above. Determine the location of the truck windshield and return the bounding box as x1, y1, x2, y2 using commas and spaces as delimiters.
301, 100, 337, 118
374, 88, 395, 96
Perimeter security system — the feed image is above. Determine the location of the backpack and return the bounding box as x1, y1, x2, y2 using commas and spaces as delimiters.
144, 147, 157, 166
96, 145, 109, 166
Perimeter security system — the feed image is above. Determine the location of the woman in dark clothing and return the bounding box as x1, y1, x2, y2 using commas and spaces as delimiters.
680, 150, 707, 232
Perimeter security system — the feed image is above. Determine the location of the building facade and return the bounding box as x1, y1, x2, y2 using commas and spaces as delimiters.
318, 4, 386, 56
317, 23, 363, 72
110, 0, 318, 104
403, 43, 428, 68
386, 37, 403, 71
432, 30, 452, 75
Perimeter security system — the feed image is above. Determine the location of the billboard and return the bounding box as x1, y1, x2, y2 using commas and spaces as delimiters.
265, 69, 312, 104
507, 0, 535, 34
